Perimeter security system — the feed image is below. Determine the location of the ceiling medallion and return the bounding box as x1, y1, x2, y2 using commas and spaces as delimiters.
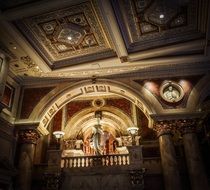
92, 98, 105, 108
160, 81, 184, 103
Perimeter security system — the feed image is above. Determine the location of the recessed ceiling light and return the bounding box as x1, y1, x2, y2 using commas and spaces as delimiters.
159, 14, 164, 19
67, 36, 72, 40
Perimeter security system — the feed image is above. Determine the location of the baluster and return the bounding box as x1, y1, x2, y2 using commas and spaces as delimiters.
81, 158, 84, 167
78, 158, 80, 167
105, 156, 108, 166
118, 155, 121, 165
122, 155, 126, 165
102, 157, 105, 166
127, 155, 130, 165
65, 158, 68, 167
69, 158, 73, 168
89, 158, 93, 167
110, 156, 113, 165
114, 155, 117, 165
86, 157, 89, 167
74, 158, 77, 167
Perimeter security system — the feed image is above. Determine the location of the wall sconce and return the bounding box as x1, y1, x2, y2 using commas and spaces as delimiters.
127, 127, 139, 146
53, 131, 65, 141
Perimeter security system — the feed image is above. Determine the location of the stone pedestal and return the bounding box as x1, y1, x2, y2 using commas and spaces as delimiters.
16, 129, 40, 190
178, 120, 209, 190
127, 146, 143, 166
154, 121, 181, 190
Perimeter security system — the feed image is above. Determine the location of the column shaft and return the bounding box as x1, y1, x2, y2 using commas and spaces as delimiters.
183, 132, 209, 190
18, 144, 36, 190
154, 121, 182, 190
16, 129, 40, 190
159, 134, 181, 190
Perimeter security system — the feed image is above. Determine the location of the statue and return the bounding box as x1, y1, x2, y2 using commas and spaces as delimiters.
91, 124, 104, 155
163, 85, 180, 102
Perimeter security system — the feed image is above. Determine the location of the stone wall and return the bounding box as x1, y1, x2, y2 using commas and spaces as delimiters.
0, 118, 16, 189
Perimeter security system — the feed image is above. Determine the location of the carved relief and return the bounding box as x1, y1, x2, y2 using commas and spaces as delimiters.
48, 105, 57, 117
84, 86, 95, 93
130, 169, 146, 189
18, 129, 40, 144
160, 81, 184, 103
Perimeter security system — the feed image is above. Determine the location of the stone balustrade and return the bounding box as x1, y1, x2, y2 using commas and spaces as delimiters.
61, 154, 130, 168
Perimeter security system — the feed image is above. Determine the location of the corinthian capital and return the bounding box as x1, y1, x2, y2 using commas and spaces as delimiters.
175, 119, 198, 135
153, 121, 174, 137
18, 129, 40, 144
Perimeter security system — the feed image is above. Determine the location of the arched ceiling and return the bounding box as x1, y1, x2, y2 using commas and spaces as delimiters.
63, 109, 134, 140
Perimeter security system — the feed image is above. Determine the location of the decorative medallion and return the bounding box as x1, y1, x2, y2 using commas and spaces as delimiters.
160, 81, 184, 103
15, 1, 115, 69
92, 98, 105, 108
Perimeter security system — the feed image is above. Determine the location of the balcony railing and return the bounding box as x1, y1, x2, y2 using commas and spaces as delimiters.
61, 154, 130, 168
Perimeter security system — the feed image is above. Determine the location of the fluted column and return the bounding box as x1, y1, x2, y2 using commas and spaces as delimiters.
177, 119, 209, 190
0, 52, 9, 112
154, 121, 182, 190
17, 129, 40, 190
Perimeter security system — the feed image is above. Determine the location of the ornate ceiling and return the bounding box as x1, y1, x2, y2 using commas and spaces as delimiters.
0, 0, 209, 80
112, 0, 201, 52
15, 1, 115, 69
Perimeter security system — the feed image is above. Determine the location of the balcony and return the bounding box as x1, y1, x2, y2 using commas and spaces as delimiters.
61, 154, 130, 168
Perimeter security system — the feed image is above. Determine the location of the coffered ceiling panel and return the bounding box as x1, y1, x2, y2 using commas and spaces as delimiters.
111, 0, 204, 52
14, 1, 115, 69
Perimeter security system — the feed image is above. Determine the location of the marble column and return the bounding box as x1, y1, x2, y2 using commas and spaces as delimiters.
178, 119, 209, 190
16, 129, 40, 190
154, 121, 182, 190
0, 52, 9, 112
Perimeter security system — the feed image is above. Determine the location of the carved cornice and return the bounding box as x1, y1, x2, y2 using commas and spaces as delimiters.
18, 129, 40, 144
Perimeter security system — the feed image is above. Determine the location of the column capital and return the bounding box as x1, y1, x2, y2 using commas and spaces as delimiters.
153, 120, 174, 137
175, 119, 198, 135
18, 129, 40, 144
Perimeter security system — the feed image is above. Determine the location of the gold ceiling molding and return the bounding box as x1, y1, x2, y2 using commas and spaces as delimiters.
15, 0, 115, 69
111, 0, 202, 53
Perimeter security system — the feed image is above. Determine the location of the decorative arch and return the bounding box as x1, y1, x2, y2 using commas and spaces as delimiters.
63, 106, 135, 139
29, 79, 156, 135
187, 74, 210, 110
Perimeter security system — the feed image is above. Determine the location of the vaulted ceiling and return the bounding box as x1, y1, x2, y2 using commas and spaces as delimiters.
0, 0, 209, 82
